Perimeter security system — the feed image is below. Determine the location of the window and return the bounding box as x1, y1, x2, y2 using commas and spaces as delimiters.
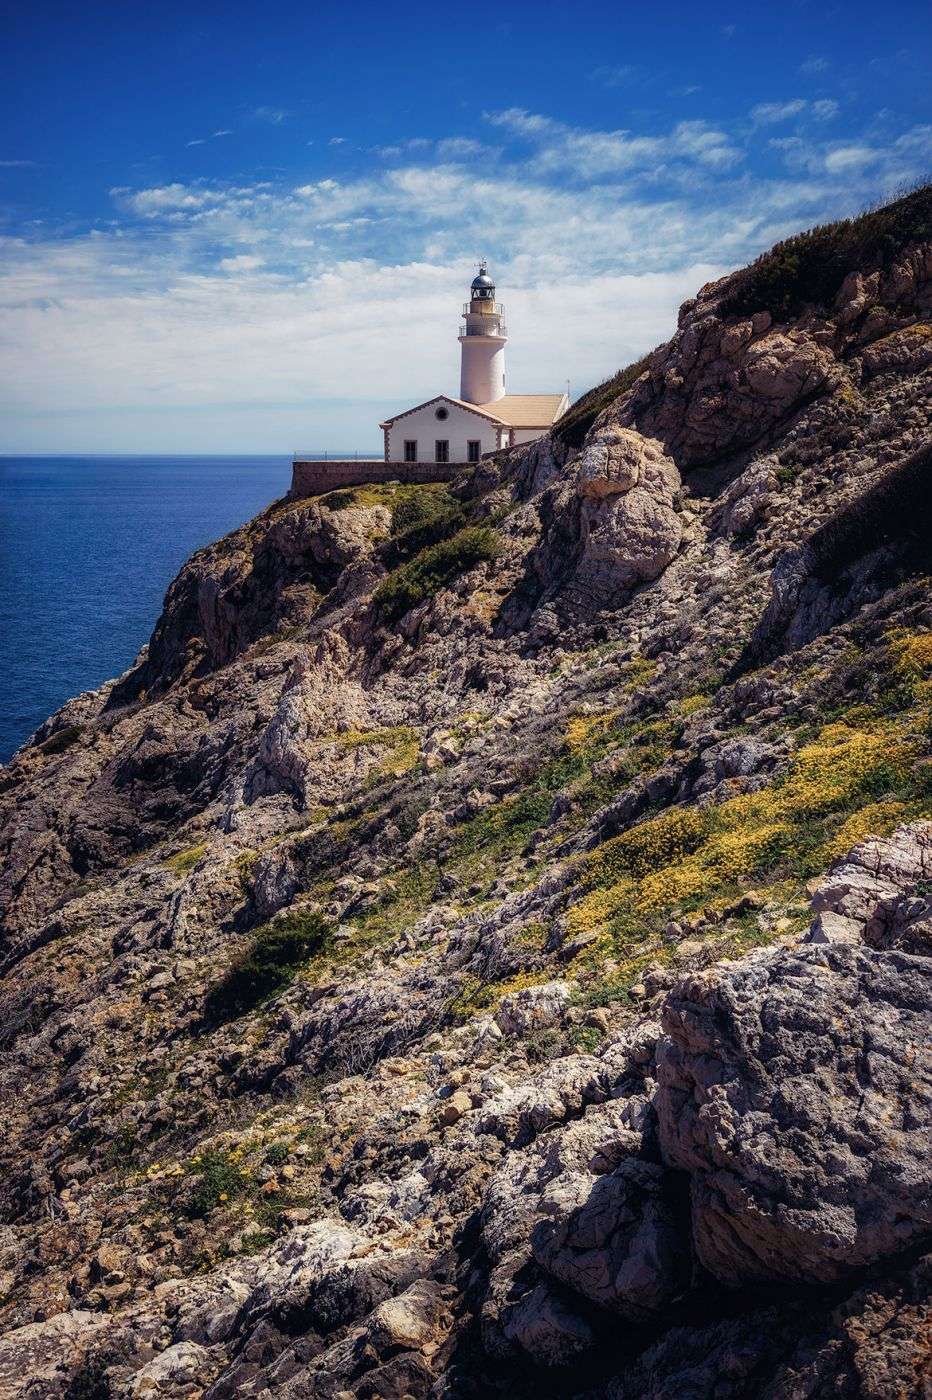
467, 439, 481, 463
435, 440, 449, 464
435, 406, 449, 421
403, 440, 417, 462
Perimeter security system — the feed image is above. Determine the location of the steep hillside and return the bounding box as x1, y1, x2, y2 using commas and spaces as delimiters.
0, 185, 930, 1399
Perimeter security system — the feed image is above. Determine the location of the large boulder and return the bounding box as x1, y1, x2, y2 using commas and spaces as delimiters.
570, 429, 682, 605
656, 940, 932, 1284
532, 1158, 689, 1318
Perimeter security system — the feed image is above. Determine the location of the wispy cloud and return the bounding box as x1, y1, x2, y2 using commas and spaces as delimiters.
751, 98, 839, 126
589, 64, 636, 88
252, 106, 286, 125
219, 253, 265, 272
0, 159, 37, 168
751, 99, 808, 125
486, 107, 743, 176
799, 55, 829, 75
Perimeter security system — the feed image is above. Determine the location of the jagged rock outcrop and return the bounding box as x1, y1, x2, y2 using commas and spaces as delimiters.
0, 186, 929, 1397
657, 939, 931, 1284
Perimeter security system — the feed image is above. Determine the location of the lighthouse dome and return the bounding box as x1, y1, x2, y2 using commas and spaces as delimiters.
471, 267, 495, 296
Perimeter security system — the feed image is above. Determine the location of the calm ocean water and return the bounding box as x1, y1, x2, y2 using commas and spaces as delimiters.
0, 456, 298, 763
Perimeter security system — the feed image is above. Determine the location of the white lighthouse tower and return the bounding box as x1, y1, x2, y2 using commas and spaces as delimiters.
458, 262, 507, 405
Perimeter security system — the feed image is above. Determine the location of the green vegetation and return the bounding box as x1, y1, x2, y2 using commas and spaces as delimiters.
721, 181, 932, 319
568, 636, 932, 952
204, 908, 333, 1023
390, 485, 460, 538
186, 1148, 249, 1218
373, 525, 502, 623
164, 843, 207, 876
332, 725, 420, 782
553, 354, 651, 450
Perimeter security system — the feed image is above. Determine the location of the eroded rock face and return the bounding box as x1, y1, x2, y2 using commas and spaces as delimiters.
619, 320, 840, 468
809, 820, 932, 955
577, 431, 682, 598
656, 940, 932, 1284
532, 1159, 688, 1319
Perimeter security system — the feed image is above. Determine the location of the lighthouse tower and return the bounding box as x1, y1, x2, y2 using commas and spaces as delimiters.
458, 263, 507, 405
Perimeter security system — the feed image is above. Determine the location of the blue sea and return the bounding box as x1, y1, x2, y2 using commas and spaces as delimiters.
0, 456, 301, 763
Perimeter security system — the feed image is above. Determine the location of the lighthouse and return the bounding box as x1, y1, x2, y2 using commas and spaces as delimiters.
458, 263, 507, 405
376, 263, 568, 468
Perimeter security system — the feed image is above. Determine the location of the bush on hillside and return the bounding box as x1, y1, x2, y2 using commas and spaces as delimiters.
204, 908, 332, 1023
374, 526, 502, 623
721, 181, 932, 319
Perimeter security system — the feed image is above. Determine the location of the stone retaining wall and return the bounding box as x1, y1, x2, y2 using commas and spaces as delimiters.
290, 460, 464, 498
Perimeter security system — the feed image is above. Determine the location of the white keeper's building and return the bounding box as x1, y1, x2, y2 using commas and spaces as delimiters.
380, 264, 567, 466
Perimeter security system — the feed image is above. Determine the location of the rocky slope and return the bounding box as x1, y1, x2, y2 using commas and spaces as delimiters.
0, 186, 930, 1399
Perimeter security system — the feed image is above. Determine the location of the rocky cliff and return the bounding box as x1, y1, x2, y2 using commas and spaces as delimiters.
0, 185, 930, 1399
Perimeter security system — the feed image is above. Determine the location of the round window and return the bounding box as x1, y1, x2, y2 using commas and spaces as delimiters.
435, 406, 449, 421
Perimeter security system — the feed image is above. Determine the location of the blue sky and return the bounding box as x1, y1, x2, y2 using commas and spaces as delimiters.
2, 0, 930, 452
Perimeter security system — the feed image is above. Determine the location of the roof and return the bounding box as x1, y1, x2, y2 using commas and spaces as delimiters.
379, 394, 506, 429
380, 392, 568, 430
475, 393, 568, 427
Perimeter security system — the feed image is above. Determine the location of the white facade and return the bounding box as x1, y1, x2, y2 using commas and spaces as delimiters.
383, 396, 506, 465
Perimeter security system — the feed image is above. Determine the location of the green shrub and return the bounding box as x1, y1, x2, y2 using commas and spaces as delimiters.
720, 181, 932, 319
204, 908, 332, 1023
391, 487, 457, 536
374, 526, 501, 623
186, 1148, 248, 1217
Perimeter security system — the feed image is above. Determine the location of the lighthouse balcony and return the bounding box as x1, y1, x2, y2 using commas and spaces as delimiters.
462, 301, 505, 318
459, 318, 507, 338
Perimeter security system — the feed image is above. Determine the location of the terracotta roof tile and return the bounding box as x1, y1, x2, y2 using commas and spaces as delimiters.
475, 394, 567, 427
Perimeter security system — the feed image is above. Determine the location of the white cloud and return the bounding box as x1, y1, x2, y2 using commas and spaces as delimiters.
799, 56, 829, 75
328, 136, 347, 146
213, 129, 233, 138
485, 108, 742, 176
112, 183, 223, 215
751, 100, 808, 125
435, 137, 485, 160
186, 139, 206, 147
812, 100, 839, 121
0, 159, 37, 168
218, 254, 265, 272
4, 104, 929, 451
823, 144, 879, 174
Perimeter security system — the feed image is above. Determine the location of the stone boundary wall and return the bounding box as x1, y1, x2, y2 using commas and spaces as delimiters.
289, 460, 464, 499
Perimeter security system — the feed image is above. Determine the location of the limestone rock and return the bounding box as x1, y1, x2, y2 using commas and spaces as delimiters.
532, 1159, 689, 1318
657, 940, 932, 1284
